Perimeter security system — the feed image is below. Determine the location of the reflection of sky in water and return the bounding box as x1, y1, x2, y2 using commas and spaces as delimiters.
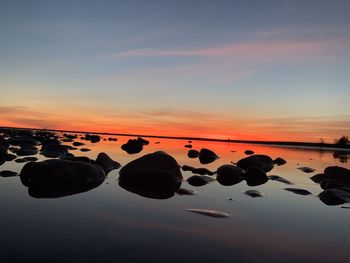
0, 133, 350, 262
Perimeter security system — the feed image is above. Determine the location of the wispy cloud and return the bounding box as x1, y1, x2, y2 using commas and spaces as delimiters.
111, 38, 348, 59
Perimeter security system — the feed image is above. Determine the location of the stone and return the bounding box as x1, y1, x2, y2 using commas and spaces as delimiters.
198, 148, 219, 164
216, 165, 244, 186
237, 154, 274, 173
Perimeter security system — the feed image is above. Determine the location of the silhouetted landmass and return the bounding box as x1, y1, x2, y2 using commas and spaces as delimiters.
2, 126, 348, 151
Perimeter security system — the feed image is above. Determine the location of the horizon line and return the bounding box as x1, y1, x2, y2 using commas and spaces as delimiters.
1, 125, 349, 151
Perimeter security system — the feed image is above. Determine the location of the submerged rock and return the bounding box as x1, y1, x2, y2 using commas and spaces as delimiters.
191, 167, 215, 176
297, 167, 315, 173
184, 144, 192, 149
80, 148, 91, 152
268, 175, 293, 185
245, 166, 268, 186
72, 142, 85, 147
119, 152, 182, 199
186, 209, 229, 218
182, 165, 195, 171
198, 148, 219, 164
176, 188, 195, 195
19, 159, 106, 198
237, 154, 274, 173
244, 190, 265, 198
310, 174, 324, 184
40, 144, 68, 158
284, 188, 312, 196
0, 170, 18, 177
216, 165, 244, 186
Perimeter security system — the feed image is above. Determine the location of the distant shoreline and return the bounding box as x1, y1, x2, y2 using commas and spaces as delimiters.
1, 126, 349, 151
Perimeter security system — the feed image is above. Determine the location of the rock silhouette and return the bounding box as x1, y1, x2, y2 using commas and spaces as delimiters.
245, 166, 268, 186
268, 175, 293, 185
19, 159, 106, 198
95, 152, 121, 174
237, 154, 274, 173
198, 148, 219, 164
273, 157, 287, 166
216, 165, 244, 186
121, 137, 149, 154
284, 188, 312, 195
119, 152, 182, 199
187, 149, 199, 158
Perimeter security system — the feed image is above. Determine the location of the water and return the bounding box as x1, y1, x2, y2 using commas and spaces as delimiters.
0, 133, 349, 263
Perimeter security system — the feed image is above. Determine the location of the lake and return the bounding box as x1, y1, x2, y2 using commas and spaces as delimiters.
0, 131, 349, 263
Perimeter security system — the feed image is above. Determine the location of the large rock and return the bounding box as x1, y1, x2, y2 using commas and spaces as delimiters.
319, 188, 350, 206
216, 165, 244, 186
324, 166, 350, 185
119, 152, 182, 199
95, 152, 121, 174
245, 166, 268, 186
237, 154, 274, 173
121, 137, 149, 154
19, 159, 106, 198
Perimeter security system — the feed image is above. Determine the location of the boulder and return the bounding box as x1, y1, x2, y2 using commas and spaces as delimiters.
245, 166, 268, 186
198, 148, 219, 164
237, 154, 274, 173
216, 165, 244, 186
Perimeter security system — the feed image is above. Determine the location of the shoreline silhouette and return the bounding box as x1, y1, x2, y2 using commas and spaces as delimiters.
1, 126, 349, 151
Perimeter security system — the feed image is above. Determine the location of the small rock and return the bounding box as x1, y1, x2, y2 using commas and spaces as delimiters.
198, 148, 219, 164
284, 188, 312, 195
268, 175, 293, 185
244, 150, 254, 155
186, 209, 229, 218
273, 157, 287, 166
187, 149, 199, 158
298, 167, 315, 173
244, 189, 265, 198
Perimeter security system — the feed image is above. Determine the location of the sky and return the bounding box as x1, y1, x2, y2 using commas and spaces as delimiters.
0, 0, 349, 142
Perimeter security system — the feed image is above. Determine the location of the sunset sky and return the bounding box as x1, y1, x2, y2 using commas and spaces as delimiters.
0, 0, 349, 142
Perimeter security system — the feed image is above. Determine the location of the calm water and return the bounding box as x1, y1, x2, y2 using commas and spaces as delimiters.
0, 133, 349, 263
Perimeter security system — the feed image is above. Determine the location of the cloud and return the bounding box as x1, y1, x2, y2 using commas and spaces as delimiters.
111, 38, 348, 60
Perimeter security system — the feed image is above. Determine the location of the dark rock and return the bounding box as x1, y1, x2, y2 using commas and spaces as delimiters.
274, 157, 287, 166
244, 150, 254, 155
310, 174, 324, 184
187, 175, 211, 186
59, 153, 75, 160
121, 137, 149, 154
237, 154, 274, 173
320, 179, 350, 190
40, 144, 68, 158
198, 148, 219, 164
5, 154, 17, 161
107, 137, 118, 141
176, 188, 195, 195
216, 165, 244, 186
61, 138, 74, 143
0, 170, 18, 177
244, 190, 264, 198
187, 149, 199, 158
268, 175, 293, 185
284, 188, 312, 195
73, 142, 85, 147
245, 166, 268, 186
119, 152, 182, 199
182, 165, 195, 171
95, 152, 121, 174
298, 167, 315, 173
184, 144, 192, 148
319, 188, 350, 206
16, 145, 38, 156
15, 158, 27, 163
324, 166, 350, 185
192, 167, 215, 176
23, 157, 38, 162
80, 148, 91, 152
19, 159, 106, 198
63, 133, 77, 139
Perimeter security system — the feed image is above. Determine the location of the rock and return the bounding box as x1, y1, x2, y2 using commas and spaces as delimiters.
320, 179, 350, 190
73, 142, 85, 147
15, 158, 27, 163
40, 144, 68, 158
5, 154, 16, 161
108, 137, 118, 141
182, 165, 195, 171
298, 167, 315, 173
319, 188, 350, 206
0, 170, 18, 177
121, 137, 149, 154
244, 150, 254, 155
80, 148, 91, 152
187, 175, 211, 186
176, 188, 195, 195
19, 159, 106, 198
184, 144, 192, 148
268, 175, 293, 185
245, 166, 268, 186
61, 138, 74, 143
23, 157, 38, 162
187, 149, 199, 158
216, 165, 244, 186
119, 152, 182, 199
244, 190, 265, 198
59, 153, 75, 160
310, 174, 324, 184
284, 188, 312, 195
16, 145, 38, 156
86, 134, 101, 143
198, 148, 219, 164
324, 166, 350, 185
191, 168, 215, 176
237, 154, 274, 173
186, 209, 229, 218
273, 157, 287, 166
95, 152, 121, 174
